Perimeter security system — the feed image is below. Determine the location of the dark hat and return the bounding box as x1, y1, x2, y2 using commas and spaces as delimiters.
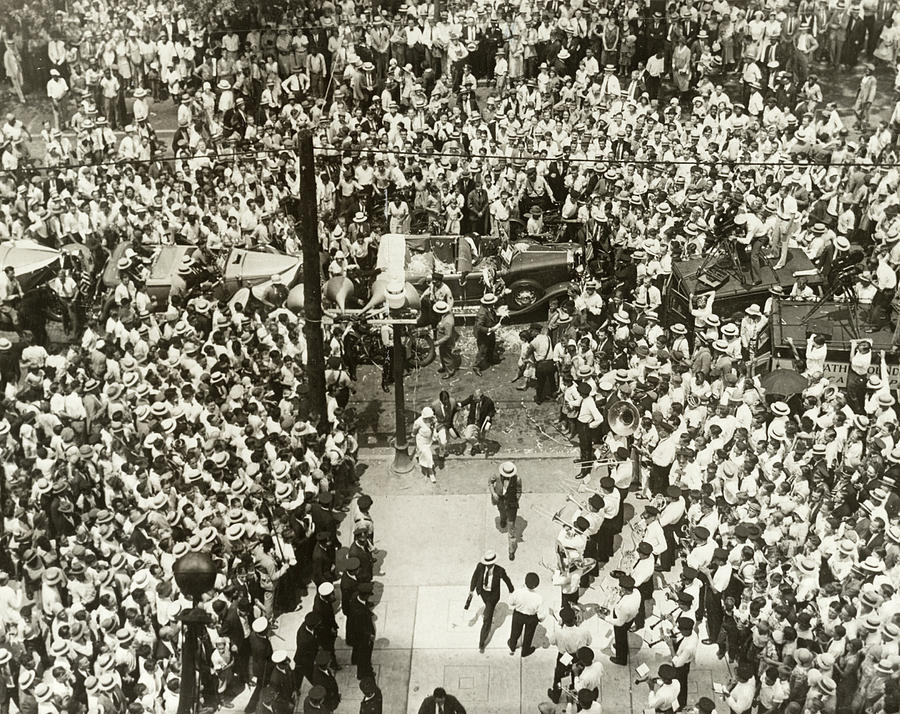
309, 685, 327, 700
560, 607, 577, 625
600, 476, 615, 490
698, 697, 716, 713
677, 592, 694, 605
677, 617, 695, 631
345, 557, 361, 572
618, 575, 635, 589
319, 492, 334, 506
637, 541, 653, 555
358, 582, 374, 597
314, 651, 331, 667
525, 572, 540, 588
588, 494, 604, 510
666, 485, 682, 499
357, 495, 373, 509
577, 689, 597, 706
577, 646, 595, 664
574, 516, 590, 532
304, 612, 322, 627
360, 677, 378, 695
681, 566, 699, 580
658, 663, 676, 680
693, 526, 710, 540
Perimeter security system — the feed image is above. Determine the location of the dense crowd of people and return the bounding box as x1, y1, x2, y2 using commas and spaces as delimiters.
1, 0, 900, 712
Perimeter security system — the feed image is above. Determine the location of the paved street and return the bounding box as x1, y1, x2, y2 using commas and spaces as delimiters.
227, 454, 730, 714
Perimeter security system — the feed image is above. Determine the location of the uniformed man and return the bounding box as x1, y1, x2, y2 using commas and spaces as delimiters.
670, 617, 698, 708
610, 574, 640, 665
303, 684, 333, 714
268, 651, 295, 707
595, 477, 620, 562
548, 607, 592, 703
633, 541, 656, 629
647, 663, 681, 714
489, 461, 522, 560
359, 676, 383, 714
313, 582, 340, 670
310, 651, 340, 711
346, 581, 376, 680
572, 646, 603, 701
293, 612, 320, 690
507, 572, 546, 656
348, 531, 375, 584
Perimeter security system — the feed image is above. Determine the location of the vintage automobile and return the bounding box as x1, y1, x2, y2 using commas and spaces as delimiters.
102, 243, 302, 309
399, 234, 584, 316
0, 240, 92, 325
0, 241, 65, 290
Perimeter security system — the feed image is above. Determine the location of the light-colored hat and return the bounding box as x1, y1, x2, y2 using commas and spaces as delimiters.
480, 293, 498, 305
433, 300, 450, 314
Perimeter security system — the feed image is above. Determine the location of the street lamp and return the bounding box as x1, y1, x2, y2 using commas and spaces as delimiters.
386, 279, 416, 474
173, 552, 217, 714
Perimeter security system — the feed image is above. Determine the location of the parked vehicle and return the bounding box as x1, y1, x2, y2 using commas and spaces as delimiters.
400, 234, 584, 317
101, 243, 302, 311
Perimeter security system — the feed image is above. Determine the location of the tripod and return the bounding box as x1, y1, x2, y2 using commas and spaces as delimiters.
694, 235, 748, 289
801, 280, 862, 339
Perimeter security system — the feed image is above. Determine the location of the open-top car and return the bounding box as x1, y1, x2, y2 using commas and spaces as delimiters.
102, 243, 302, 309
402, 234, 583, 316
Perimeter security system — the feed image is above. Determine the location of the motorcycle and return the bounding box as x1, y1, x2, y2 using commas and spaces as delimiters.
349, 318, 436, 369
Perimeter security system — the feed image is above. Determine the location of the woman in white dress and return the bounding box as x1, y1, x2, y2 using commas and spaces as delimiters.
412, 406, 437, 483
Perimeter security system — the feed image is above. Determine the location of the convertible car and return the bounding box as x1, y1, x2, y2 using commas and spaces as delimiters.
103, 243, 302, 308
0, 241, 66, 290
401, 234, 583, 316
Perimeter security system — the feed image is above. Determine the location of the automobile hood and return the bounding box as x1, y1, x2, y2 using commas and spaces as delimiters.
0, 241, 61, 276
225, 249, 302, 285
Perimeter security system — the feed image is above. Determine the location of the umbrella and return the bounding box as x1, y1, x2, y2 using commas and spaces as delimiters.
759, 368, 808, 397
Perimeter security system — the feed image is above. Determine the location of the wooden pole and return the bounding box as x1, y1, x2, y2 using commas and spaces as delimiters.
297, 130, 328, 426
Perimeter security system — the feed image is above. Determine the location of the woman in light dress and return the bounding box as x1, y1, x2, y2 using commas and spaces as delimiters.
672, 39, 692, 97
875, 16, 899, 65
412, 407, 437, 483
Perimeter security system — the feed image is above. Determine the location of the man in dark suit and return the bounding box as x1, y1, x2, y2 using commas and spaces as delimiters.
471, 293, 500, 375
312, 583, 339, 670
346, 582, 376, 679
310, 651, 340, 711
359, 676, 382, 714
417, 687, 466, 714
348, 531, 375, 585
468, 550, 514, 652
459, 389, 496, 455
293, 612, 320, 690
247, 617, 274, 713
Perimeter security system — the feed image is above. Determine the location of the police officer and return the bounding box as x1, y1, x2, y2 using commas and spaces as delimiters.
359, 677, 383, 714
346, 582, 376, 680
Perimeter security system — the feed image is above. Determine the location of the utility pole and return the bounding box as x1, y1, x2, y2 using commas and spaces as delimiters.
297, 129, 327, 425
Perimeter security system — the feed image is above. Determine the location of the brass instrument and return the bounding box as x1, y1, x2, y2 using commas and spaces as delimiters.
609, 401, 640, 436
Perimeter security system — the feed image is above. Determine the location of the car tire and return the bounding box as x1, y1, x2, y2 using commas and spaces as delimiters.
508, 281, 544, 311
408, 331, 436, 368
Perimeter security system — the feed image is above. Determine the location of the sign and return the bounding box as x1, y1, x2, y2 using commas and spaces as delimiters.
770, 357, 900, 389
